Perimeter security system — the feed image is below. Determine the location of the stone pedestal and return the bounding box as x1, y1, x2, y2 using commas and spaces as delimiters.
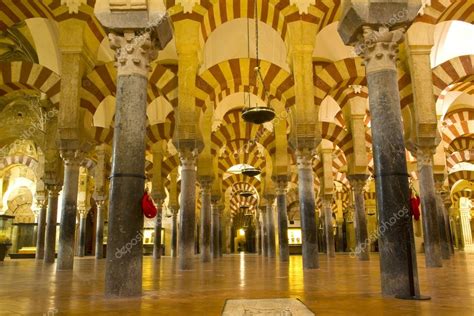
349, 175, 370, 261
275, 180, 289, 262
57, 151, 82, 270
339, 22, 421, 297
78, 209, 87, 257
95, 200, 106, 259
416, 149, 442, 267
322, 195, 335, 258
199, 178, 212, 262
178, 148, 197, 269
44, 186, 60, 264
296, 149, 319, 269
35, 200, 47, 260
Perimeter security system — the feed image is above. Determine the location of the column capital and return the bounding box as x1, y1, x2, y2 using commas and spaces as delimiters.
295, 147, 315, 170
178, 146, 198, 171
348, 174, 369, 194
60, 149, 84, 167
274, 176, 288, 195
321, 194, 333, 207
78, 207, 89, 217
355, 26, 406, 73
95, 199, 106, 209
46, 184, 62, 196
416, 147, 435, 167
198, 176, 213, 193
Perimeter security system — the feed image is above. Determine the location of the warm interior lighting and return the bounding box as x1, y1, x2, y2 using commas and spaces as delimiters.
238, 229, 245, 236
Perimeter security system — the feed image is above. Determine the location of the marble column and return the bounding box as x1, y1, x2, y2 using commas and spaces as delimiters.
57, 150, 82, 270
322, 195, 335, 258
171, 208, 178, 258
178, 148, 197, 270
349, 175, 370, 261
434, 178, 451, 259
211, 202, 221, 259
218, 212, 223, 257
265, 197, 276, 258
261, 208, 268, 257
344, 25, 420, 297
152, 198, 163, 260
416, 149, 442, 267
44, 185, 61, 264
105, 32, 157, 297
199, 177, 212, 262
275, 180, 289, 262
441, 191, 454, 255
78, 208, 88, 257
95, 200, 106, 259
35, 199, 47, 261
296, 149, 319, 268
256, 220, 261, 255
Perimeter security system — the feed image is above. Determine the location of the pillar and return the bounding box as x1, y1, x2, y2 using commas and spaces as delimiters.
152, 197, 163, 259
35, 199, 47, 260
256, 219, 261, 255
95, 200, 106, 259
104, 31, 158, 297
78, 208, 87, 257
265, 196, 276, 258
44, 185, 61, 264
434, 177, 451, 259
199, 177, 212, 262
322, 195, 335, 258
57, 150, 82, 270
178, 148, 197, 269
296, 149, 319, 268
275, 180, 289, 262
171, 207, 178, 258
211, 202, 221, 259
440, 190, 454, 254
349, 175, 370, 261
339, 9, 422, 295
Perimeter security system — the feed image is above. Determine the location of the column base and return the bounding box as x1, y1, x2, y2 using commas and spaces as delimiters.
395, 295, 431, 301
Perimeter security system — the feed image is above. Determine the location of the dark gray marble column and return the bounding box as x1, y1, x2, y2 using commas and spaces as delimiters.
78, 210, 87, 257
261, 208, 268, 257
152, 199, 163, 260
218, 213, 223, 257
178, 148, 197, 270
322, 195, 335, 258
275, 180, 289, 262
416, 149, 442, 267
265, 198, 276, 258
349, 26, 420, 297
434, 177, 451, 259
256, 220, 261, 255
441, 191, 455, 255
349, 175, 370, 261
199, 177, 212, 262
95, 200, 106, 259
44, 185, 60, 264
296, 149, 319, 269
57, 151, 81, 270
171, 208, 178, 258
211, 203, 221, 259
35, 200, 47, 261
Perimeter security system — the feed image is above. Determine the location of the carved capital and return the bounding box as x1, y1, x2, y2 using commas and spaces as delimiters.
296, 148, 314, 170
416, 147, 435, 167
78, 208, 89, 217
198, 176, 213, 193
321, 195, 332, 209
178, 147, 198, 171
60, 149, 83, 167
356, 26, 406, 73
348, 174, 369, 194
274, 176, 288, 195
109, 31, 159, 77
46, 184, 62, 196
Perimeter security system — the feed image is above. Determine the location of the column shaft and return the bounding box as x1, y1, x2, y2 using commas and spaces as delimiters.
200, 183, 211, 262
211, 205, 220, 258
297, 151, 319, 269
261, 210, 268, 256
78, 213, 87, 257
35, 203, 47, 260
266, 202, 276, 258
57, 157, 80, 270
350, 176, 370, 261
171, 212, 178, 257
105, 74, 147, 297
153, 210, 163, 259
44, 189, 59, 264
322, 196, 335, 258
95, 201, 105, 259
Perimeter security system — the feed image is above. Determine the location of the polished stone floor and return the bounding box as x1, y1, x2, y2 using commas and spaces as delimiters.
0, 252, 473, 315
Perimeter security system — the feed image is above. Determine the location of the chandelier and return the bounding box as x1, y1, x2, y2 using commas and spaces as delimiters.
241, 0, 275, 125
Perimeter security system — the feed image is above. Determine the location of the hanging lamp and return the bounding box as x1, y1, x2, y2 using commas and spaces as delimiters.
241, 165, 261, 177
239, 190, 254, 198
241, 0, 275, 125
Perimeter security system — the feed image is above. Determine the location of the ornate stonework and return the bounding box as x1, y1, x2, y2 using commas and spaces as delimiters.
178, 147, 198, 171
177, 0, 199, 14
295, 148, 313, 170
109, 31, 159, 77
356, 26, 406, 73
290, 0, 314, 15
109, 0, 147, 11
60, 0, 87, 14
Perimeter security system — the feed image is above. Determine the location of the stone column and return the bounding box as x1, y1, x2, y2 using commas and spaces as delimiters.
104, 31, 158, 297
152, 197, 163, 259
434, 177, 451, 259
218, 211, 223, 257
322, 195, 335, 258
416, 149, 442, 267
338, 20, 421, 297
211, 202, 222, 259
296, 148, 319, 268
57, 150, 82, 270
255, 219, 261, 255
265, 197, 276, 258
171, 207, 178, 258
178, 147, 197, 269
199, 177, 212, 262
95, 199, 106, 259
349, 175, 370, 261
260, 208, 268, 256
44, 185, 61, 264
77, 208, 88, 257
440, 190, 454, 255
275, 179, 289, 262
35, 199, 47, 260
